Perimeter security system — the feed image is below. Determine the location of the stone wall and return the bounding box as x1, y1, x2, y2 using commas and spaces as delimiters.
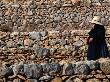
1, 58, 110, 82
1, 0, 110, 81
1, 30, 110, 63
0, 0, 110, 32
0, 31, 110, 81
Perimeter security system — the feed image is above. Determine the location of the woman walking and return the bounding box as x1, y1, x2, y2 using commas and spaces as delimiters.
87, 16, 109, 60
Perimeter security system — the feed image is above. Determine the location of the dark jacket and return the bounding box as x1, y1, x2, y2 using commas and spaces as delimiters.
87, 24, 109, 60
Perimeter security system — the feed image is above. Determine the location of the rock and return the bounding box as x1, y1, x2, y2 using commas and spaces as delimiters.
35, 19, 42, 24
106, 75, 110, 79
24, 63, 42, 79
42, 63, 61, 75
1, 63, 13, 77
10, 32, 19, 37
63, 63, 75, 75
103, 79, 110, 82
39, 75, 52, 81
6, 40, 15, 48
73, 17, 79, 23
73, 40, 83, 47
65, 77, 73, 82
99, 59, 110, 74
86, 60, 99, 70
27, 79, 38, 82
73, 78, 83, 82
50, 48, 57, 55
94, 74, 106, 79
16, 40, 24, 48
0, 40, 5, 46
49, 40, 57, 46
59, 39, 67, 46
13, 62, 24, 75
29, 32, 41, 40
51, 77, 62, 82
86, 78, 101, 82
40, 31, 48, 37
75, 61, 90, 75
62, 4, 73, 7
24, 39, 31, 46
30, 54, 36, 60
54, 16, 62, 22
35, 47, 50, 58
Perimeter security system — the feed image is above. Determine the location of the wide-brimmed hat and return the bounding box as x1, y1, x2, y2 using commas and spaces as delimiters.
89, 16, 103, 25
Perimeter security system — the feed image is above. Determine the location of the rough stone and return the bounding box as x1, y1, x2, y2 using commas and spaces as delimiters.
73, 78, 83, 82
51, 77, 62, 82
99, 59, 110, 74
35, 47, 50, 58
1, 63, 13, 77
42, 63, 61, 75
86, 78, 101, 82
24, 63, 42, 79
62, 63, 75, 75
27, 79, 38, 82
29, 32, 41, 40
75, 61, 90, 75
86, 60, 99, 70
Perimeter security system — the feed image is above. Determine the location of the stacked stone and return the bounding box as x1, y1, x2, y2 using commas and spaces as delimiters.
0, 30, 110, 65
0, 0, 110, 32
0, 30, 88, 64
1, 58, 110, 82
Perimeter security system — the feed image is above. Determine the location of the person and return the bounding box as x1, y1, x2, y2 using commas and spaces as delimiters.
87, 16, 109, 60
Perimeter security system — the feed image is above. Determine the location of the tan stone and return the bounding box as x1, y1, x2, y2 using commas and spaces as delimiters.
51, 77, 62, 82
73, 78, 83, 82
103, 79, 110, 82
94, 74, 106, 79
24, 38, 31, 46
86, 78, 101, 82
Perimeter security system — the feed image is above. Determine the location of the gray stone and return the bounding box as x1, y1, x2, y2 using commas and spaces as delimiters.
6, 40, 15, 48
40, 31, 48, 37
73, 17, 79, 23
42, 63, 61, 75
50, 48, 57, 55
13, 63, 24, 75
1, 63, 13, 77
35, 47, 50, 58
63, 63, 75, 75
48, 40, 57, 46
73, 40, 83, 47
62, 4, 73, 7
54, 16, 62, 22
29, 32, 41, 40
65, 77, 73, 82
59, 39, 67, 46
86, 60, 99, 70
35, 19, 42, 24
0, 40, 5, 46
24, 64, 42, 79
27, 79, 38, 82
75, 61, 90, 75
39, 75, 52, 81
16, 40, 24, 48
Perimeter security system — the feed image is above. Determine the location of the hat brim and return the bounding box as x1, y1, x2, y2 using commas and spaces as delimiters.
89, 21, 103, 25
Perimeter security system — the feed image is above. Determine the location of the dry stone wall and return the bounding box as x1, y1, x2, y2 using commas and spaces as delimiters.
0, 31, 110, 81
1, 58, 110, 82
1, 0, 110, 82
0, 0, 110, 31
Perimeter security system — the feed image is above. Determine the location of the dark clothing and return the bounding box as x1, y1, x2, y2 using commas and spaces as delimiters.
87, 24, 109, 60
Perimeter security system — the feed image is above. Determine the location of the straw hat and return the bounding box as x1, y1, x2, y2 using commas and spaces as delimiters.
89, 16, 103, 25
